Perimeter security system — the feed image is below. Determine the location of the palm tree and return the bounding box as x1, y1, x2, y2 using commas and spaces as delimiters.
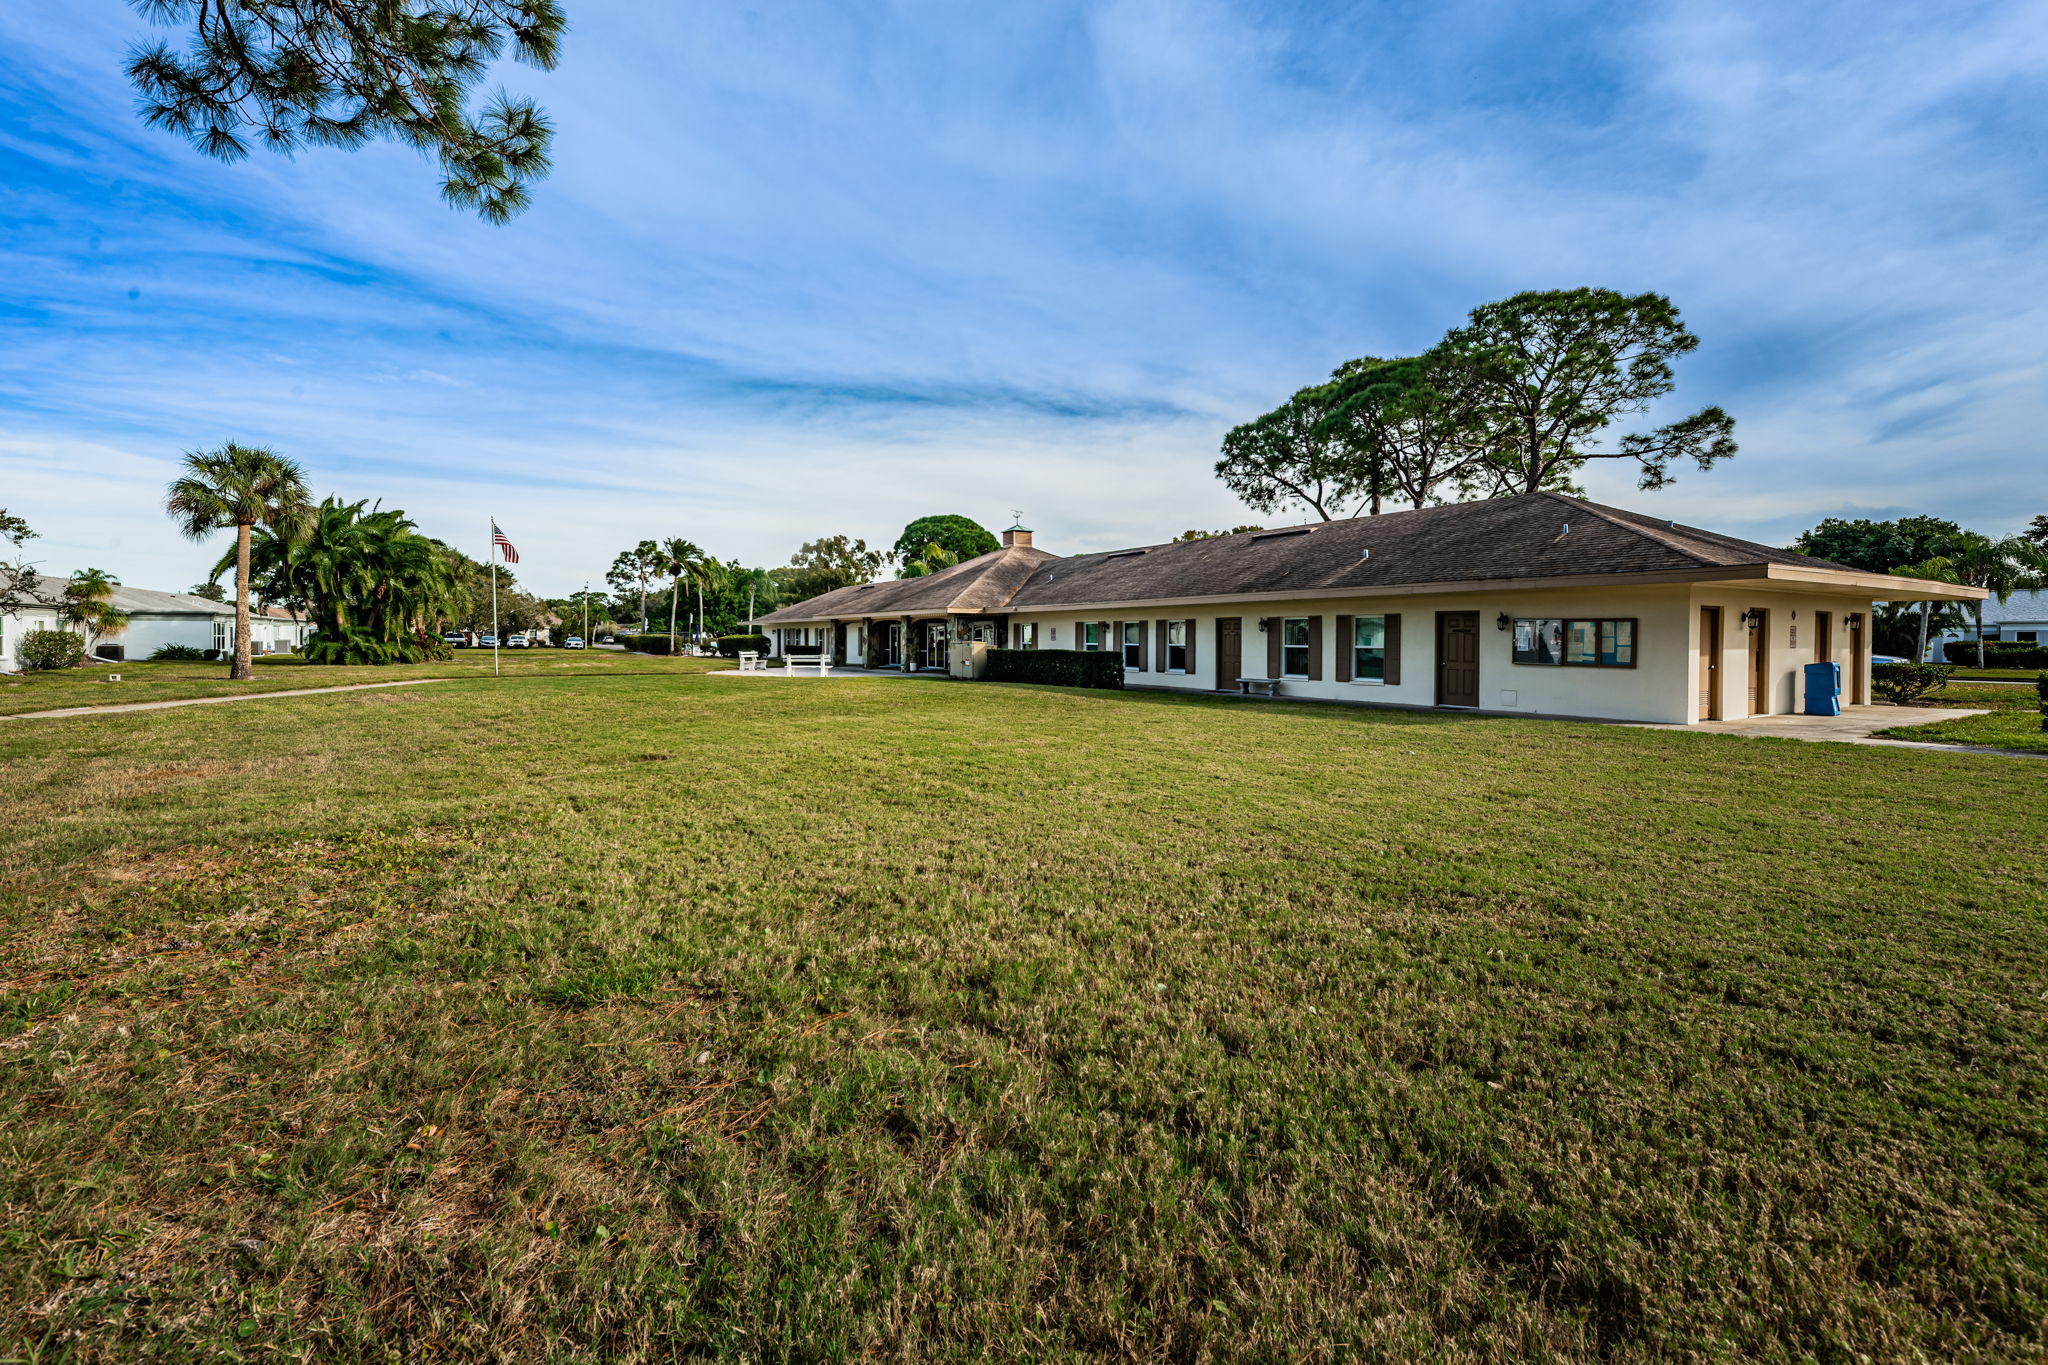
1890, 557, 1965, 662
231, 498, 457, 664
658, 537, 715, 654
1943, 532, 2048, 667
164, 443, 310, 680
62, 568, 130, 661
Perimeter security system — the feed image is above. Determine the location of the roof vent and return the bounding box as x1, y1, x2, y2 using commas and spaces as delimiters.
1561, 522, 1570, 534
1105, 548, 1148, 560
1251, 527, 1314, 541
1359, 547, 1371, 560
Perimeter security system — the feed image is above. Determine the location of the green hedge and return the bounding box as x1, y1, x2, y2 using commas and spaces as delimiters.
716, 634, 772, 658
1872, 661, 1953, 704
984, 648, 1125, 690
1943, 641, 2048, 668
617, 633, 682, 655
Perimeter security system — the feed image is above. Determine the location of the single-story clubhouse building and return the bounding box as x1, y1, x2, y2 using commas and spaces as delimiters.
757, 493, 1987, 725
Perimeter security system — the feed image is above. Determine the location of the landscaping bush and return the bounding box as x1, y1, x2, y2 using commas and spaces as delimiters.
149, 643, 207, 661
616, 633, 678, 655
1942, 640, 2048, 668
1872, 661, 1954, 705
302, 628, 450, 666
715, 633, 773, 658
2037, 671, 2048, 733
984, 647, 1125, 690
17, 629, 85, 671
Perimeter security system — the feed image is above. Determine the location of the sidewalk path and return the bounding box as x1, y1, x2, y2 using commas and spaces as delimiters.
1628, 704, 2045, 758
1, 678, 451, 721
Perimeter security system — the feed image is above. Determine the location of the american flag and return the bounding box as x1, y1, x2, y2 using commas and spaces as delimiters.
492, 521, 520, 564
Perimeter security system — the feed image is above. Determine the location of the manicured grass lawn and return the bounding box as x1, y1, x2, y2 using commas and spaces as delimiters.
0, 648, 693, 716
3, 671, 2044, 1362
1878, 679, 2048, 753
1949, 667, 2044, 682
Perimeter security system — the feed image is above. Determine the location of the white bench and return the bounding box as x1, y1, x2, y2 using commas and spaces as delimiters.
737, 652, 767, 672
784, 653, 831, 676
1236, 677, 1283, 698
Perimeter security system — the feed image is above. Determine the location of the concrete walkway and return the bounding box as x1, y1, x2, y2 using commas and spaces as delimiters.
705, 667, 941, 680
1, 677, 450, 721
1630, 704, 2044, 757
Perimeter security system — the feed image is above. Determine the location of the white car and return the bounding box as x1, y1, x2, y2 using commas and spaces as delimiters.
507, 634, 531, 648
564, 636, 586, 649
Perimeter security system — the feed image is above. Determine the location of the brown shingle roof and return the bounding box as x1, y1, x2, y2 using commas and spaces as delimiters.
760, 493, 1868, 621
757, 544, 1054, 625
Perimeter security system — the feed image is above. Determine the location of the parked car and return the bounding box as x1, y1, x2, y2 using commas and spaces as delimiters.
507, 634, 530, 648
479, 634, 498, 647
1870, 654, 1909, 666
564, 636, 585, 649
441, 632, 466, 646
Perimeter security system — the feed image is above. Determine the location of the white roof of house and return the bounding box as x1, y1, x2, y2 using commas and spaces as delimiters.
31, 574, 235, 617
1984, 589, 2048, 624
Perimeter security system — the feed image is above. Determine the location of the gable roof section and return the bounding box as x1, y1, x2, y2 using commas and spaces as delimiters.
26, 575, 236, 617
759, 493, 1984, 622
757, 544, 1054, 625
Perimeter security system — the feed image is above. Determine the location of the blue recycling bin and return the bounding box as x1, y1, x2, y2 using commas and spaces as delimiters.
1803, 660, 1842, 716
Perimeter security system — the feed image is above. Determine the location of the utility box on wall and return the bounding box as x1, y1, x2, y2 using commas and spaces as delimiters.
950, 640, 991, 680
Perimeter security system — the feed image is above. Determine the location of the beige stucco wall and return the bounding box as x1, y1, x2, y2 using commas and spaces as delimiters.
1687, 586, 1876, 716
1003, 582, 1879, 725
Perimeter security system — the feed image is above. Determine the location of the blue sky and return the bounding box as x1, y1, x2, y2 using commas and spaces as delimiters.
3, 0, 2044, 596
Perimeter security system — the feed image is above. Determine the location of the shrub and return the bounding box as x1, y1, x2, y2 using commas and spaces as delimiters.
18, 629, 85, 671
984, 648, 1125, 690
302, 629, 449, 666
715, 634, 772, 658
1872, 661, 1953, 705
1942, 640, 2048, 669
617, 633, 679, 655
149, 643, 207, 661
2036, 671, 2048, 733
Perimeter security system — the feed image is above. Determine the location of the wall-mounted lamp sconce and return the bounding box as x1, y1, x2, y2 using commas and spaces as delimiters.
1738, 608, 1763, 629
1255, 618, 1269, 632
1846, 612, 1864, 625
1496, 612, 1513, 632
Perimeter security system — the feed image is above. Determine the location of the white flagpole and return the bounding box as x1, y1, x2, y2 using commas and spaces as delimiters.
490, 518, 500, 677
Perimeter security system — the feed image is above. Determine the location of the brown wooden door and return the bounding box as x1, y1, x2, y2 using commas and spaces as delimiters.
1698, 606, 1721, 720
1747, 609, 1770, 715
1814, 611, 1832, 663
1215, 618, 1242, 692
1435, 612, 1480, 707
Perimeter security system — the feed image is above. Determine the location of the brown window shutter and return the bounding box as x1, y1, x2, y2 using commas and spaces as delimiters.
1099, 621, 1111, 654
1156, 619, 1167, 670
1265, 618, 1280, 679
1335, 614, 1353, 683
1185, 619, 1197, 673
1075, 620, 1086, 650
1383, 613, 1402, 685
1307, 615, 1323, 681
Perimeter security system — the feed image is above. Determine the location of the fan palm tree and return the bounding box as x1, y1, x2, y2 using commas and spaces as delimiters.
1942, 532, 2048, 667
164, 443, 310, 679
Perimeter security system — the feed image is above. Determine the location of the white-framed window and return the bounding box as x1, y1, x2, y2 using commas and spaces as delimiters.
1351, 615, 1387, 683
212, 620, 228, 653
1166, 620, 1188, 673
1013, 622, 1037, 649
1121, 621, 1143, 668
1281, 617, 1310, 677
1081, 622, 1103, 651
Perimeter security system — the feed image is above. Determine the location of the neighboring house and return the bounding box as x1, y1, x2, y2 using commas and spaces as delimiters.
0, 576, 312, 672
1930, 588, 2048, 655
757, 492, 1987, 725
